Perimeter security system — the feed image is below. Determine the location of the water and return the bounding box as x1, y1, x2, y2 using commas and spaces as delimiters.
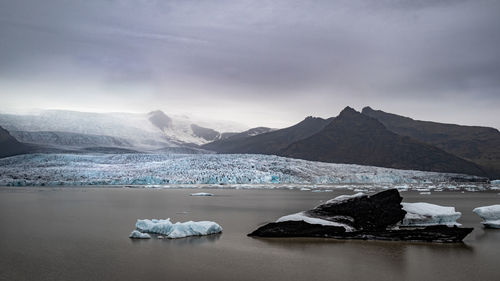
0, 187, 499, 281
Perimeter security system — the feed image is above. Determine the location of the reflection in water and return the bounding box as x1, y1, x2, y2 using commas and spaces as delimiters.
130, 233, 221, 246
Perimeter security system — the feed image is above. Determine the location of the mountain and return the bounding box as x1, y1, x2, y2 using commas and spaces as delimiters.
202, 117, 331, 154
0, 126, 29, 158
0, 110, 246, 151
280, 107, 487, 177
362, 106, 500, 178
190, 124, 221, 142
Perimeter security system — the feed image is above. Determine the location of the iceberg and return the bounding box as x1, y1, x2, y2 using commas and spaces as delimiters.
490, 180, 500, 185
473, 205, 500, 228
135, 219, 222, 238
249, 189, 473, 242
400, 202, 462, 226
129, 230, 151, 239
190, 192, 214, 196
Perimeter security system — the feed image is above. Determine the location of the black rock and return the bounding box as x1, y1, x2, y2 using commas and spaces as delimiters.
248, 189, 473, 243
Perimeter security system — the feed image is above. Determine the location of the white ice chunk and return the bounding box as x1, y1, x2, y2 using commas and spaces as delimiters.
135, 219, 222, 238
473, 205, 500, 228
325, 192, 365, 204
190, 192, 214, 196
401, 202, 461, 226
482, 220, 500, 228
490, 180, 500, 185
276, 212, 354, 232
129, 230, 151, 239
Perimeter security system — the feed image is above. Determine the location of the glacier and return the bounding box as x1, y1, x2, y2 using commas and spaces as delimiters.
135, 219, 223, 238
473, 205, 500, 228
0, 153, 490, 188
400, 202, 462, 227
129, 230, 151, 239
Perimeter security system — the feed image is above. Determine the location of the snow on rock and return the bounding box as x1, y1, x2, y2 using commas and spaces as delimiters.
135, 219, 222, 238
129, 230, 151, 239
473, 205, 500, 228
190, 192, 214, 196
276, 212, 355, 232
401, 202, 462, 227
325, 192, 365, 204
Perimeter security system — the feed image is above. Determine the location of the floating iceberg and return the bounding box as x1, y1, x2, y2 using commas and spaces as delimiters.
249, 189, 473, 242
473, 205, 500, 228
135, 219, 222, 238
491, 180, 500, 185
129, 230, 151, 239
401, 202, 462, 226
190, 192, 214, 196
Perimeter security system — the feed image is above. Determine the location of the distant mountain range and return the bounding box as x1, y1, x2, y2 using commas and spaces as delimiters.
1, 107, 499, 179
279, 107, 487, 177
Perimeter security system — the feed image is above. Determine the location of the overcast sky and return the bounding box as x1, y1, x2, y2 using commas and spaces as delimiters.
0, 0, 499, 129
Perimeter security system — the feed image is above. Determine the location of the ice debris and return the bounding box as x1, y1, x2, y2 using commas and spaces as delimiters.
129, 230, 151, 239
473, 205, 500, 229
135, 219, 222, 238
400, 202, 462, 227
190, 192, 214, 196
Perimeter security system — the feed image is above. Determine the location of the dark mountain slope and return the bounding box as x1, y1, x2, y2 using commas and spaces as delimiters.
362, 106, 500, 178
202, 117, 332, 154
190, 124, 220, 142
0, 126, 30, 158
280, 107, 487, 177
219, 127, 274, 141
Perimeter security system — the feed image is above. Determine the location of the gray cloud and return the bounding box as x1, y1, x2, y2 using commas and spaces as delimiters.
0, 0, 499, 129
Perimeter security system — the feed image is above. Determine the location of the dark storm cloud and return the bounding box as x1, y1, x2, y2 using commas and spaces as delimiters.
0, 0, 499, 128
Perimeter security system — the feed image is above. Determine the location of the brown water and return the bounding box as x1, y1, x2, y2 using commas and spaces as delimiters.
0, 187, 499, 281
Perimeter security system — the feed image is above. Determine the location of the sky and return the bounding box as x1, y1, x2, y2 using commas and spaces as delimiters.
0, 0, 499, 129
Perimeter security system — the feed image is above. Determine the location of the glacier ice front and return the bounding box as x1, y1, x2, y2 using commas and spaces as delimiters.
400, 202, 462, 226
473, 205, 500, 229
135, 219, 223, 238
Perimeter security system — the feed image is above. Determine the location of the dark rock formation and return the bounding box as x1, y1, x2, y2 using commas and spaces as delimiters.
248, 189, 473, 243
148, 110, 173, 131
0, 125, 29, 158
191, 124, 220, 142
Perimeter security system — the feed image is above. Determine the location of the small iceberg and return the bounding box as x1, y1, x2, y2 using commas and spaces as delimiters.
190, 192, 214, 196
135, 219, 222, 238
129, 230, 151, 239
401, 202, 462, 226
473, 205, 500, 228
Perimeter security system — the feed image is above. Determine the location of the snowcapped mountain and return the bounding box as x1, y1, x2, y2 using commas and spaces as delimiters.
0, 109, 248, 151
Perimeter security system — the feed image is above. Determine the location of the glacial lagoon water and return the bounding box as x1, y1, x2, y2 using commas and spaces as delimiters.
0, 187, 499, 281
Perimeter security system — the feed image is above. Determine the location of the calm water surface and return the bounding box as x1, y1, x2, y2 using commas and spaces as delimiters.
0, 187, 499, 281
